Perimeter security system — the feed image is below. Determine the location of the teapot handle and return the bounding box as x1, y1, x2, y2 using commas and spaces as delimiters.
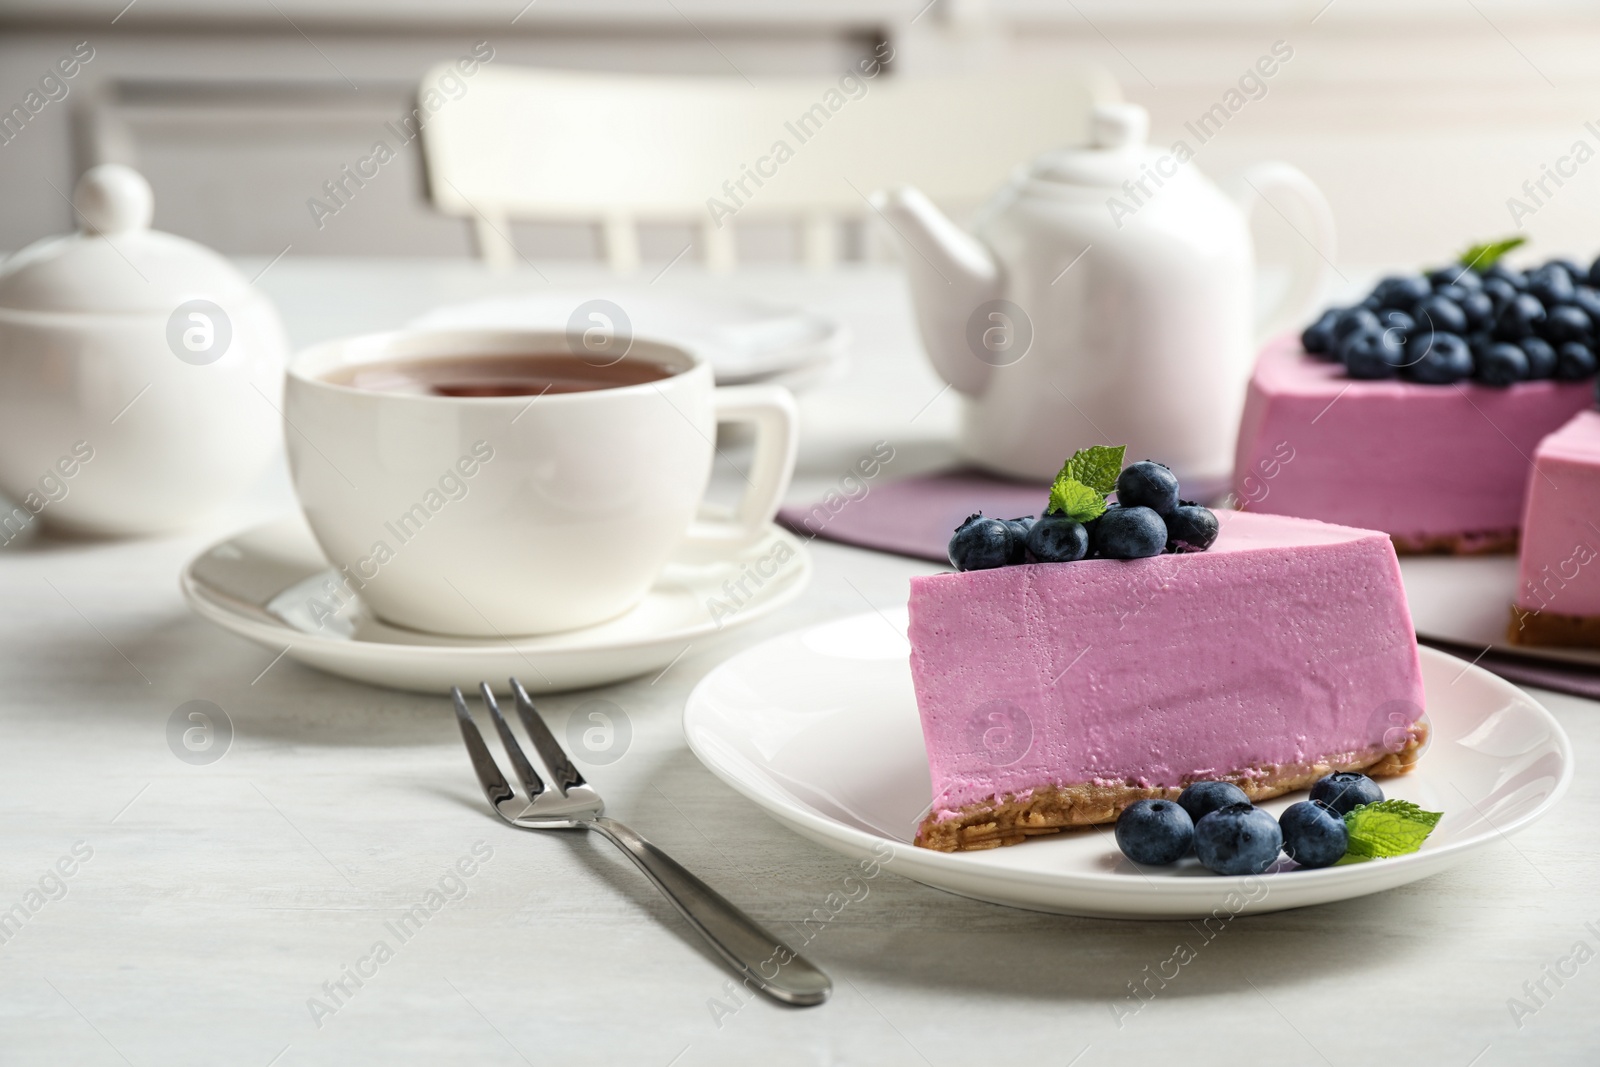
1234, 162, 1336, 343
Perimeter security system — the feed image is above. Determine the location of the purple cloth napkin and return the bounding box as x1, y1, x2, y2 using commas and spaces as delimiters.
777, 468, 1231, 564
779, 469, 1047, 564
1419, 638, 1600, 701
779, 468, 1600, 702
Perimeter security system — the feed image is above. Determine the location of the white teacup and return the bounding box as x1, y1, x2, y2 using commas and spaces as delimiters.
284, 329, 798, 637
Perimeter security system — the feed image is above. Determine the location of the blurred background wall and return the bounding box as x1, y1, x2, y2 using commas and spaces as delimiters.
3, 0, 1599, 269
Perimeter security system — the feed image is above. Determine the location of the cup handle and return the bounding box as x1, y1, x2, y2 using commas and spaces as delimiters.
1234, 161, 1337, 343
682, 384, 799, 549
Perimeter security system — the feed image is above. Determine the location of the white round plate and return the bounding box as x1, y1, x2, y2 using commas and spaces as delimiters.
182, 514, 810, 694
684, 610, 1572, 919
410, 289, 849, 388
1400, 555, 1600, 668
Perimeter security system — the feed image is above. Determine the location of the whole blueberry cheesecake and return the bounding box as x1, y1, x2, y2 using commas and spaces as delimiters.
1235, 243, 1598, 555
910, 448, 1428, 853
1509, 400, 1600, 649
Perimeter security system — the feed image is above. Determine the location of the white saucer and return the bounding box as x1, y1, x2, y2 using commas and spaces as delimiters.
181, 514, 810, 694
683, 610, 1571, 919
1400, 554, 1600, 668
409, 288, 849, 389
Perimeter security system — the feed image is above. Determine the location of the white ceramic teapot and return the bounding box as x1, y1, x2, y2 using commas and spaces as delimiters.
873, 103, 1334, 483
0, 164, 285, 537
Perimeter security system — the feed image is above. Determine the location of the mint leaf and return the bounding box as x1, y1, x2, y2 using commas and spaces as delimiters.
1458, 236, 1527, 272
1337, 799, 1442, 862
1047, 476, 1108, 522
1044, 445, 1125, 521
1064, 445, 1126, 497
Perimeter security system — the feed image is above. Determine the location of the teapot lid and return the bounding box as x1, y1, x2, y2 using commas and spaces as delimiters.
0, 164, 254, 314
1029, 103, 1161, 187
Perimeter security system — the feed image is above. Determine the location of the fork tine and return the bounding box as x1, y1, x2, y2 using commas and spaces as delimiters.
510, 677, 586, 794
451, 686, 517, 810
479, 683, 546, 800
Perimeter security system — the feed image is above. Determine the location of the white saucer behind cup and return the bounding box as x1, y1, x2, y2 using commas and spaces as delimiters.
284, 329, 798, 637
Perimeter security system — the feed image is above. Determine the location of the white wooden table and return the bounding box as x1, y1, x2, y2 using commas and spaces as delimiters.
0, 260, 1594, 1066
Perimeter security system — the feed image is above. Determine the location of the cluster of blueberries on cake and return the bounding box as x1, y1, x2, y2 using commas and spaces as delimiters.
947, 459, 1219, 571
1303, 255, 1600, 386
1116, 772, 1388, 875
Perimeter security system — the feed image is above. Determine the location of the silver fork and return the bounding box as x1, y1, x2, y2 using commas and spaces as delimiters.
451, 678, 832, 1006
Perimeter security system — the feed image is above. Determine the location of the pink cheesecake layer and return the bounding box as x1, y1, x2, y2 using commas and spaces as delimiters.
909, 509, 1425, 820
1234, 335, 1595, 540
1516, 408, 1600, 618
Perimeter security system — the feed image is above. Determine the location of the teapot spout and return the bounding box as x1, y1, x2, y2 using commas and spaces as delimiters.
870, 186, 1001, 396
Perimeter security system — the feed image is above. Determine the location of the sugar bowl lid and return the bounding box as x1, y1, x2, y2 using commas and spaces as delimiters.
0, 164, 254, 315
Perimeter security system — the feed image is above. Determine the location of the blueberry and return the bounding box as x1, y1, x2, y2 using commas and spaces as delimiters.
1116, 461, 1180, 515
1372, 275, 1431, 310
1404, 332, 1474, 384
1528, 265, 1577, 307
1177, 780, 1250, 824
1165, 505, 1219, 553
1194, 803, 1283, 876
1082, 501, 1118, 544
1430, 265, 1482, 291
1331, 307, 1381, 343
1465, 330, 1494, 360
1556, 342, 1597, 381
1540, 304, 1592, 344
1548, 258, 1585, 283
1376, 308, 1415, 336
1342, 329, 1403, 379
1482, 277, 1520, 310
1484, 263, 1528, 290
1495, 293, 1547, 340
1090, 505, 1167, 560
948, 514, 1013, 571
1334, 325, 1375, 362
1521, 337, 1558, 379
1025, 514, 1088, 563
1589, 254, 1600, 288
1309, 771, 1384, 817
1433, 283, 1471, 306
1475, 342, 1529, 386
1003, 516, 1036, 564
1114, 799, 1195, 866
1300, 308, 1342, 357
1459, 290, 1495, 331
1279, 800, 1349, 869
1411, 294, 1468, 336
1359, 295, 1382, 311
1571, 285, 1600, 322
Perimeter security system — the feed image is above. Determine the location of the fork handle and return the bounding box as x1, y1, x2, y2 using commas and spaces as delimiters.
588, 816, 831, 1006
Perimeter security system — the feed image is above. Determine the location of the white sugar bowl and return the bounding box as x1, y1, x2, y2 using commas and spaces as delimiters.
0, 164, 286, 537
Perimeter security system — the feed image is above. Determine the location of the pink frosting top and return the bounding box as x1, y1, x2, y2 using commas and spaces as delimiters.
909, 509, 1426, 820
1516, 408, 1600, 618
1234, 336, 1594, 539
